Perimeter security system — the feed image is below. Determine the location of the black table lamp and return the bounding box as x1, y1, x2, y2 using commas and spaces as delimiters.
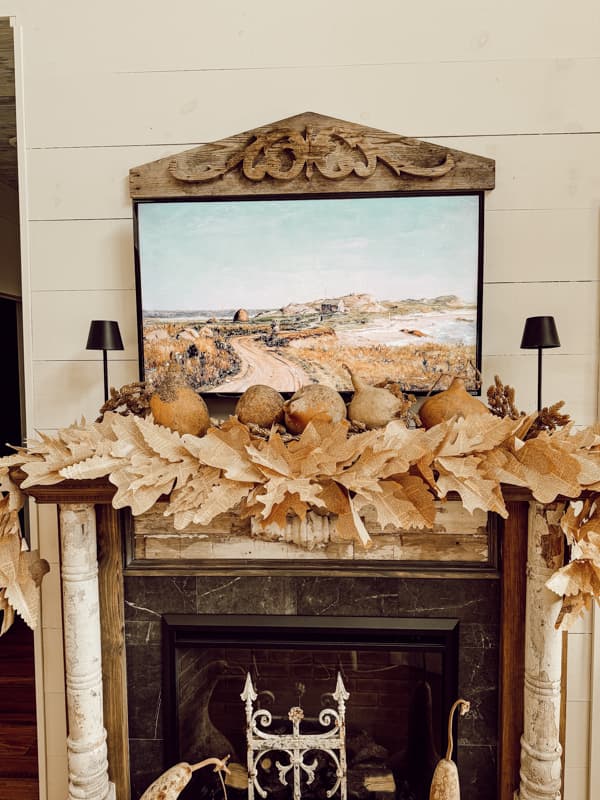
520, 316, 560, 411
86, 320, 124, 402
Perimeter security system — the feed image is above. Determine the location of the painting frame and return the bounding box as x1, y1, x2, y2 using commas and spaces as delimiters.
133, 188, 485, 397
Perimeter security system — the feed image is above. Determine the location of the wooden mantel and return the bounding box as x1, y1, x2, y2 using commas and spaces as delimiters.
17, 476, 565, 800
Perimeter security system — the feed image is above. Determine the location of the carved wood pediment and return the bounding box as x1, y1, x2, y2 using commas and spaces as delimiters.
129, 111, 494, 199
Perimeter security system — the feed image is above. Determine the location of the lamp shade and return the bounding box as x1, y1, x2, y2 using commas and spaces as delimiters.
520, 316, 560, 350
86, 320, 124, 351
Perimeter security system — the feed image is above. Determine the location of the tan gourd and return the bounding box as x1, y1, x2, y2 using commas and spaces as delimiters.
283, 384, 347, 434
235, 384, 285, 428
140, 756, 230, 800
429, 699, 470, 800
419, 377, 489, 429
345, 364, 404, 429
149, 365, 210, 436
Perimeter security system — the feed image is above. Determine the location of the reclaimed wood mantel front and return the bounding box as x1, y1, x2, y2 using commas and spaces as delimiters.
15, 476, 564, 800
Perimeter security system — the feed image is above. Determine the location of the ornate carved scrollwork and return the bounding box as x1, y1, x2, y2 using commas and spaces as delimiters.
169, 126, 455, 184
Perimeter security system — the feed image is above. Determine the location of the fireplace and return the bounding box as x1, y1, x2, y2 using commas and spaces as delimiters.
124, 576, 500, 800
162, 614, 459, 800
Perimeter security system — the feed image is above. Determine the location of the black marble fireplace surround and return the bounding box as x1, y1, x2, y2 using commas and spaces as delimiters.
124, 576, 500, 800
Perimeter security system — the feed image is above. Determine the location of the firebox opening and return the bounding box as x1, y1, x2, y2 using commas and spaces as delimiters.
163, 615, 459, 800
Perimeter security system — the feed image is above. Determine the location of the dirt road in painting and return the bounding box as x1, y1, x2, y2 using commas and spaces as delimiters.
208, 336, 310, 393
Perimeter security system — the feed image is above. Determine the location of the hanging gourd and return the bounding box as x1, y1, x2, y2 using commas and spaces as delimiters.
429, 698, 470, 800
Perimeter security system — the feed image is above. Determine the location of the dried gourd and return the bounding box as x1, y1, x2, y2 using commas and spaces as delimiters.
140, 756, 230, 800
283, 384, 347, 434
419, 377, 489, 429
149, 365, 210, 437
345, 364, 404, 429
235, 384, 284, 428
429, 699, 470, 800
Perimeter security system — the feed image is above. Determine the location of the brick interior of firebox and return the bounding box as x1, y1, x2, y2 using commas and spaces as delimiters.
177, 645, 444, 775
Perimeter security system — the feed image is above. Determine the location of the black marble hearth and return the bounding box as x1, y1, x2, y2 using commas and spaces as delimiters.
124, 576, 499, 800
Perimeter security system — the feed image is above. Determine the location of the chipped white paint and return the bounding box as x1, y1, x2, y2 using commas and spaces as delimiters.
518, 502, 565, 800
242, 672, 348, 800
59, 503, 115, 800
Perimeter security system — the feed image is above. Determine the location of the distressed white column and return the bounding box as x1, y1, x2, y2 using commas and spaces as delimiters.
59, 503, 115, 800
518, 502, 565, 800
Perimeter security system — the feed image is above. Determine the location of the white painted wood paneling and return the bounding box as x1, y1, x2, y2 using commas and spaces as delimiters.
27, 145, 174, 221
29, 220, 134, 291
484, 209, 600, 284
27, 134, 600, 222
482, 354, 598, 425
19, 0, 600, 75
30, 289, 137, 361
32, 360, 139, 429
566, 634, 593, 702
564, 701, 591, 770
22, 59, 600, 149
483, 282, 599, 355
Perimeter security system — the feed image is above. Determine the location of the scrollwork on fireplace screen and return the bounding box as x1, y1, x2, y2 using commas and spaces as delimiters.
241, 672, 349, 800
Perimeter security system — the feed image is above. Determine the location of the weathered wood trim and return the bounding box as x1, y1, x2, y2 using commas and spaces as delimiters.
129, 111, 495, 199
97, 506, 130, 800
498, 500, 528, 800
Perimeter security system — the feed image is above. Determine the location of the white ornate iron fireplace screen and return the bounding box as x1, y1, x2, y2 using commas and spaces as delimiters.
241, 672, 349, 800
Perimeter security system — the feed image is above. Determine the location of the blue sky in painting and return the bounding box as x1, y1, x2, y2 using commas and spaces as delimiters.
137, 195, 480, 311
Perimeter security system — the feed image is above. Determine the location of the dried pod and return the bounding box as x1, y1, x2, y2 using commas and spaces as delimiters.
235, 385, 285, 428
150, 365, 210, 436
419, 377, 489, 430
283, 384, 347, 434
429, 699, 470, 800
345, 364, 404, 429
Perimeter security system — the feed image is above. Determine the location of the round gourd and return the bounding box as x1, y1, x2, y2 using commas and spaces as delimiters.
235, 385, 284, 428
283, 384, 347, 434
150, 376, 210, 437
345, 364, 403, 429
419, 377, 489, 430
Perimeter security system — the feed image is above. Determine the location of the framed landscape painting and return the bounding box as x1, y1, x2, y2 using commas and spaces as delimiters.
134, 192, 483, 396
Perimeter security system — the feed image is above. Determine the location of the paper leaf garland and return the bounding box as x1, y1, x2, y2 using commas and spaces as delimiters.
3, 410, 600, 632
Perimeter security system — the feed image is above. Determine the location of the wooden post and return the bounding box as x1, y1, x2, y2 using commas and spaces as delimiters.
517, 502, 565, 800
59, 503, 115, 800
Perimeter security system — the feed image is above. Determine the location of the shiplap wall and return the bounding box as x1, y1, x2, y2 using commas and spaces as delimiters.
4, 1, 599, 797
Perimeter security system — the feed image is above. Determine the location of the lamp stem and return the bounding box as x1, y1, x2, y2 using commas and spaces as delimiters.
537, 347, 542, 412
102, 349, 109, 403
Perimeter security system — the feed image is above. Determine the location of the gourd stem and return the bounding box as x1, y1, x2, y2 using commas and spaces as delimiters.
190, 755, 230, 773
445, 700, 469, 761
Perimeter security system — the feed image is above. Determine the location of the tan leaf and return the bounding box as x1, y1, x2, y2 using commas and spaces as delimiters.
514, 435, 582, 503
245, 430, 293, 479
132, 414, 193, 463
0, 587, 15, 635
109, 463, 176, 516
249, 477, 326, 521
434, 415, 521, 458
546, 559, 600, 598
192, 480, 252, 527
436, 458, 507, 517
354, 475, 435, 530
60, 455, 124, 480
0, 526, 43, 629
379, 423, 433, 471
554, 592, 596, 630
287, 419, 375, 477
335, 495, 372, 548
334, 447, 399, 495
317, 480, 351, 517
183, 421, 263, 483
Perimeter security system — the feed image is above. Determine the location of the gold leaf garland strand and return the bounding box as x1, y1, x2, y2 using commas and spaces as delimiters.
2, 412, 600, 632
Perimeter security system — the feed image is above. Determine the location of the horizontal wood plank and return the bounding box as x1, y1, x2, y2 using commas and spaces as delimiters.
26, 134, 600, 222
22, 59, 600, 150
131, 501, 491, 565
